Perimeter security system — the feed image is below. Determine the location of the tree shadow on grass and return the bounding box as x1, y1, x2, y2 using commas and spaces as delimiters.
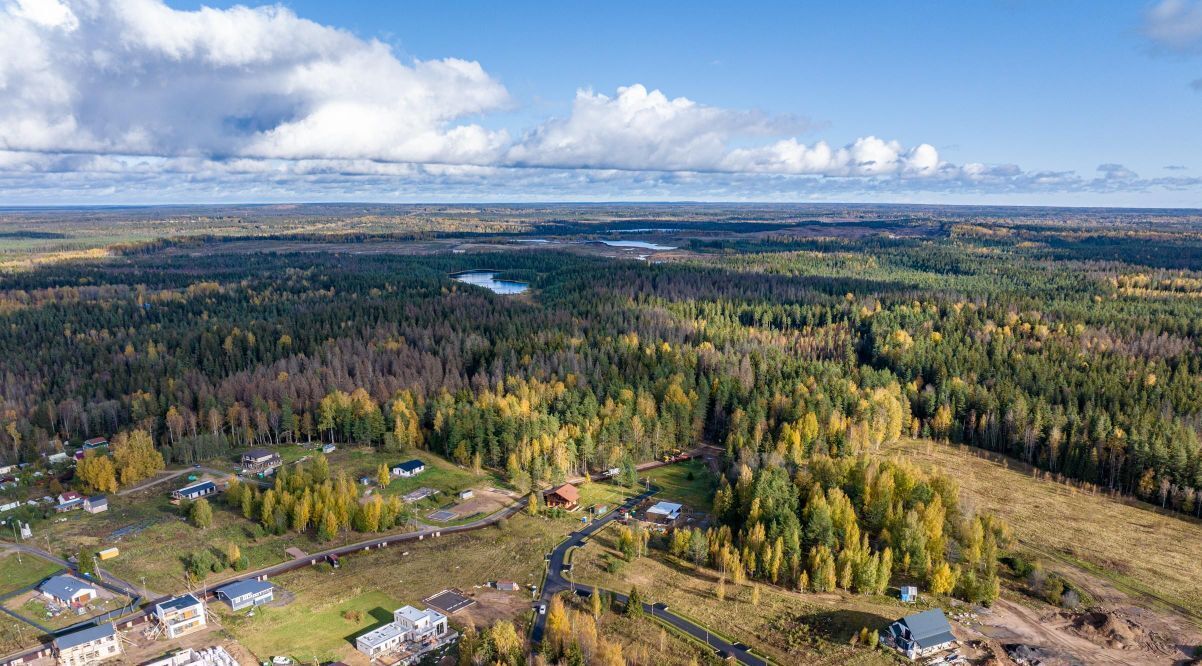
344, 606, 397, 645
797, 609, 892, 642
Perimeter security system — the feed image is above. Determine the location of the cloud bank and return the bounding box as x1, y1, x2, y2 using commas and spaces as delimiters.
0, 0, 1197, 203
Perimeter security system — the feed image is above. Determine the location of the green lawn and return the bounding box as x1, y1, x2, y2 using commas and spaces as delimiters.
0, 554, 62, 594
642, 459, 718, 510
221, 588, 400, 662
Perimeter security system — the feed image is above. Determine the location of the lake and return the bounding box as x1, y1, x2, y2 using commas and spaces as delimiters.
452, 271, 529, 294
597, 240, 678, 251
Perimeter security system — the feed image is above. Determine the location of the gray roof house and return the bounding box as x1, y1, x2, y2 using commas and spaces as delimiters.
83, 495, 108, 513
39, 574, 97, 606
53, 622, 122, 663
216, 579, 274, 611
884, 609, 957, 660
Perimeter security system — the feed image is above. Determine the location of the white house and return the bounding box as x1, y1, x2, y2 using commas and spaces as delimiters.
153, 594, 206, 638
53, 622, 122, 666
391, 459, 426, 478
355, 605, 450, 658
83, 496, 108, 514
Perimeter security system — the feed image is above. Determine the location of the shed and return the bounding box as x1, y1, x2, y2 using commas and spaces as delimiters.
458, 489, 474, 500
900, 585, 918, 603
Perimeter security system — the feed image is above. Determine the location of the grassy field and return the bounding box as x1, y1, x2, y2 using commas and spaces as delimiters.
223, 512, 578, 663
0, 553, 62, 593
642, 459, 718, 509
885, 439, 1202, 619
572, 527, 903, 666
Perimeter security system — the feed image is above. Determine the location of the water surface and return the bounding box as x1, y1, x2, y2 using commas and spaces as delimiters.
452, 271, 529, 294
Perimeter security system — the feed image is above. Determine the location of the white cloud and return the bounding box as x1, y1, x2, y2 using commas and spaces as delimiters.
0, 0, 1195, 203
1144, 0, 1202, 51
0, 0, 510, 163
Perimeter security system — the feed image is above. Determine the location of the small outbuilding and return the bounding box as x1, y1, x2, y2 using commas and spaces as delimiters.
495, 580, 520, 592
899, 585, 918, 603
457, 489, 474, 500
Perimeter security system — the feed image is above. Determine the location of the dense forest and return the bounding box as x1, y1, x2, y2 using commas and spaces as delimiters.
1, 215, 1201, 561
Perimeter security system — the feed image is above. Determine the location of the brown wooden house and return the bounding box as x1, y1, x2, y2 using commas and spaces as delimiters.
543, 483, 580, 510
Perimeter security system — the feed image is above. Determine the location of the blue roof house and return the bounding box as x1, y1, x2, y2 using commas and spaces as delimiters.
39, 574, 97, 606
216, 579, 274, 611
391, 459, 426, 478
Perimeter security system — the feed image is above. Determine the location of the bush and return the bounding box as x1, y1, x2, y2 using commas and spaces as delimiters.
342, 609, 363, 622
604, 554, 626, 574
1000, 553, 1034, 577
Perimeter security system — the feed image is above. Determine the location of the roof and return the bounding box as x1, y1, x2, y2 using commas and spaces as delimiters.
647, 501, 683, 515
86, 495, 107, 504
396, 605, 444, 624
53, 622, 115, 650
243, 448, 277, 460
176, 480, 215, 495
155, 594, 202, 614
545, 483, 579, 502
216, 579, 273, 599
899, 609, 955, 648
39, 574, 95, 600
394, 459, 425, 472
59, 491, 82, 501
83, 437, 108, 446
356, 621, 405, 648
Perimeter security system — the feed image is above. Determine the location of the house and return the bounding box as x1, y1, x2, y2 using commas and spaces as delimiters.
543, 484, 579, 510
899, 585, 918, 603
82, 437, 108, 450
391, 459, 426, 478
56, 491, 84, 512
355, 605, 451, 658
83, 496, 108, 514
321, 443, 337, 454
495, 580, 520, 592
240, 448, 281, 472
47, 451, 70, 465
358, 476, 373, 486
215, 579, 274, 611
644, 501, 683, 524
883, 609, 957, 660
153, 593, 206, 638
457, 489, 474, 500
39, 574, 97, 607
53, 622, 121, 666
172, 480, 217, 502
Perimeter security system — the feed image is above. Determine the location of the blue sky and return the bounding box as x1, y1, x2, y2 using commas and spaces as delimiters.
1, 0, 1200, 205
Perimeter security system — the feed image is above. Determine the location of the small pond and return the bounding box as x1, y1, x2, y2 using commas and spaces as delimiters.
452, 271, 529, 294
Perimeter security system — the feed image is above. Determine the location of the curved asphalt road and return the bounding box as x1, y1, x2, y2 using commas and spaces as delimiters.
530, 486, 768, 666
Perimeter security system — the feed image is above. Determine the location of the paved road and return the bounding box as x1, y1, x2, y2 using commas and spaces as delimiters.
607, 591, 768, 666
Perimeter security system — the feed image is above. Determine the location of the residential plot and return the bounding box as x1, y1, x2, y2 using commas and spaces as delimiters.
221, 513, 574, 663
572, 525, 899, 666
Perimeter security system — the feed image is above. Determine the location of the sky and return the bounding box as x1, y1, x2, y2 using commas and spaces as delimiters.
0, 0, 1200, 206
